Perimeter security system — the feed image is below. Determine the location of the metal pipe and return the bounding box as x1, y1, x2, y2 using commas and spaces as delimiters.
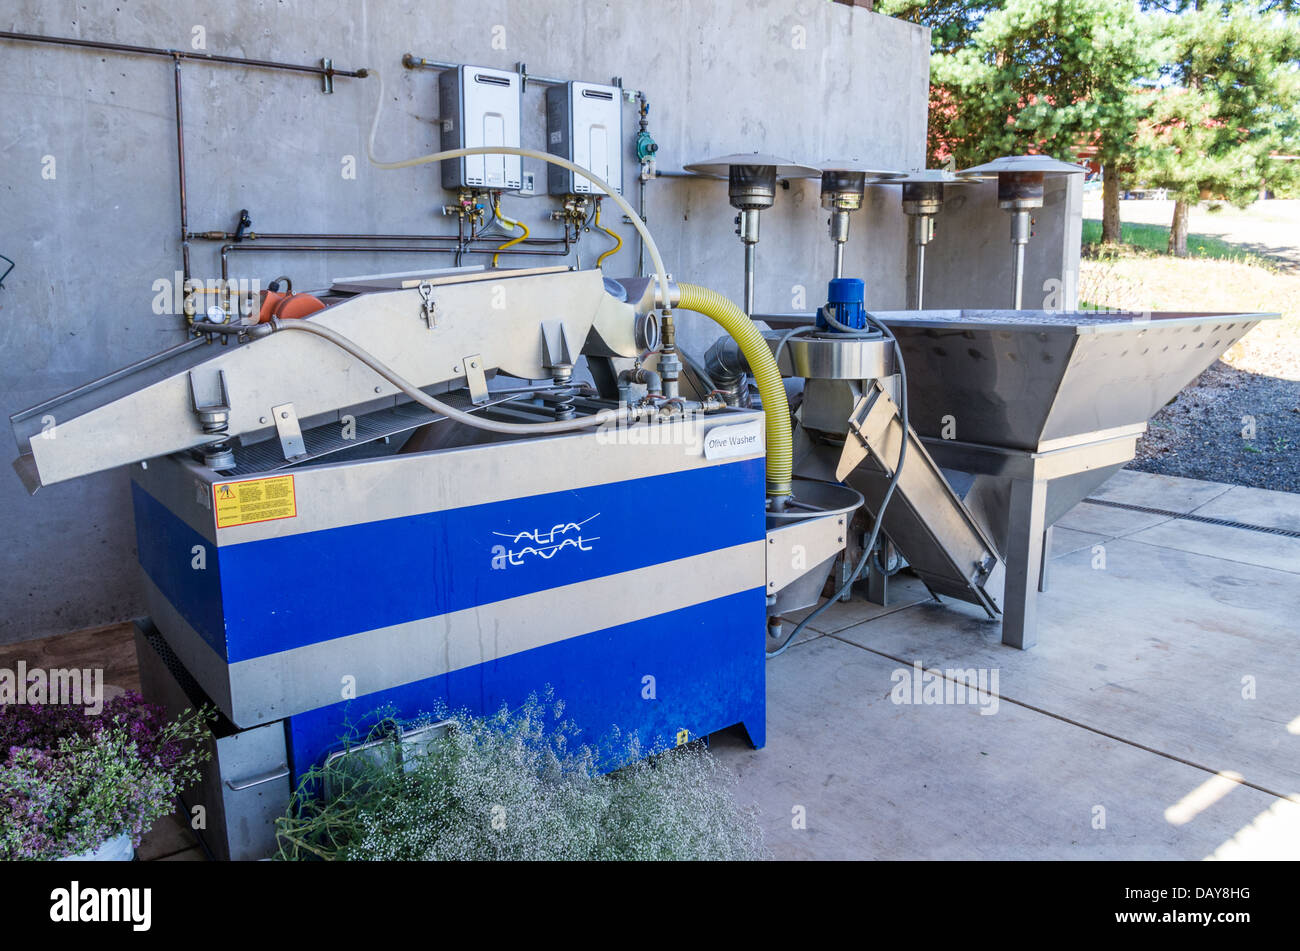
743, 243, 756, 316
912, 243, 926, 310
638, 177, 647, 276
192, 230, 571, 246
0, 30, 367, 78
702, 336, 749, 407
617, 367, 662, 397
173, 58, 192, 312
737, 208, 761, 315
1011, 243, 1025, 309
218, 237, 576, 282
402, 54, 460, 71
1010, 210, 1031, 309
905, 213, 936, 310
1, 30, 368, 327
828, 208, 851, 280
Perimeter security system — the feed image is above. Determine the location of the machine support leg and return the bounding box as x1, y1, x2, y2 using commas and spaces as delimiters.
866, 558, 889, 606
1038, 524, 1053, 593
836, 551, 855, 603
1001, 477, 1047, 649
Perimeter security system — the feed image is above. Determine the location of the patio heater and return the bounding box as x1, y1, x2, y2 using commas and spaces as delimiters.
818, 162, 903, 279
960, 155, 1088, 309
683, 152, 818, 314
878, 169, 982, 309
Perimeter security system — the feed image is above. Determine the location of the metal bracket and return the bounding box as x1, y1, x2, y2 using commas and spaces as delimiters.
187, 369, 236, 469
539, 320, 574, 369
417, 280, 437, 329
461, 355, 489, 404
321, 58, 334, 94
271, 402, 307, 460
188, 368, 232, 429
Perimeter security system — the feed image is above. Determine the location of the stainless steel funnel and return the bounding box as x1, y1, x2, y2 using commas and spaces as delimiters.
876, 308, 1278, 648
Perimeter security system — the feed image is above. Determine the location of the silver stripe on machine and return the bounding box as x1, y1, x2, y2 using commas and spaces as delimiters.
221, 540, 764, 727
213, 409, 765, 543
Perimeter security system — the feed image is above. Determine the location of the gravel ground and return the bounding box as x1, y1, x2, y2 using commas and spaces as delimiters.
1131, 360, 1300, 492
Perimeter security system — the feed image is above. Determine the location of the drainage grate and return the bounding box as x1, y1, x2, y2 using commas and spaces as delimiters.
1081, 497, 1300, 539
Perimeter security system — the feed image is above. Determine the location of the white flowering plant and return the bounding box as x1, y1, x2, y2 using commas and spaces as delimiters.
274, 690, 765, 861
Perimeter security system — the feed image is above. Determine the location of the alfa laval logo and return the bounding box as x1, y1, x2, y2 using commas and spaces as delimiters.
490, 514, 600, 568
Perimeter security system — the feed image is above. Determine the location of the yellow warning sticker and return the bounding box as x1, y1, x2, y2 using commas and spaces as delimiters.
213, 475, 297, 529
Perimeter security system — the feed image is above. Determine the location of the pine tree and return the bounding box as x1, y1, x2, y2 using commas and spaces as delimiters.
924, 0, 1162, 248
1133, 2, 1300, 255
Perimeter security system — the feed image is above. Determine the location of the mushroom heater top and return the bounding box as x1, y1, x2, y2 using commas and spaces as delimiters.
683, 152, 820, 313
818, 162, 904, 279
959, 155, 1088, 309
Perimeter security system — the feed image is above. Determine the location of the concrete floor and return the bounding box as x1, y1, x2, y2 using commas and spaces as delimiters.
714, 469, 1300, 860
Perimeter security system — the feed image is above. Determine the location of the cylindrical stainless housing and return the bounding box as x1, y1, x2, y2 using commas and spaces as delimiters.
820, 170, 867, 211
997, 171, 1046, 211
728, 165, 779, 209
901, 180, 945, 217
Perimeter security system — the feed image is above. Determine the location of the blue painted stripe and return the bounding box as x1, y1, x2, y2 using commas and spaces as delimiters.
131, 482, 228, 660
285, 586, 767, 779
216, 459, 764, 662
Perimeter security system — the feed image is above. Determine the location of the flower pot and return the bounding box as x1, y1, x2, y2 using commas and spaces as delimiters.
58, 833, 135, 862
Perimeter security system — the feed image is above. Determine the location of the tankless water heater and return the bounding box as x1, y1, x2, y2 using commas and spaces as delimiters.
546, 81, 623, 196
439, 64, 523, 190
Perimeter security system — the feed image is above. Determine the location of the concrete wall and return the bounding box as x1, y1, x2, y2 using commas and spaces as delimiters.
0, 0, 933, 644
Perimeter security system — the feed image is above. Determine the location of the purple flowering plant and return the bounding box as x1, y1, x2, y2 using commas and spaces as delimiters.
0, 693, 212, 860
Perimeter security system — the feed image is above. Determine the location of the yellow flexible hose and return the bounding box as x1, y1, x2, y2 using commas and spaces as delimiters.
491, 198, 530, 267
594, 201, 622, 268
676, 283, 792, 498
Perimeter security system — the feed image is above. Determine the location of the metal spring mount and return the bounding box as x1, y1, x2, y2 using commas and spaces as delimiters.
189, 369, 236, 470
551, 367, 576, 420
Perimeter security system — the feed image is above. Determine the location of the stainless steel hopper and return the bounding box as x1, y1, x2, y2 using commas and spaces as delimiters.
877, 308, 1278, 647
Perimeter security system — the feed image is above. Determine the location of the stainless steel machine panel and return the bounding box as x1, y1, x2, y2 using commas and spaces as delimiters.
11, 267, 638, 489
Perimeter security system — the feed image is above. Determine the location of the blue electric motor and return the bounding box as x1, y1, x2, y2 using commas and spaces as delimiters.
816, 277, 867, 332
